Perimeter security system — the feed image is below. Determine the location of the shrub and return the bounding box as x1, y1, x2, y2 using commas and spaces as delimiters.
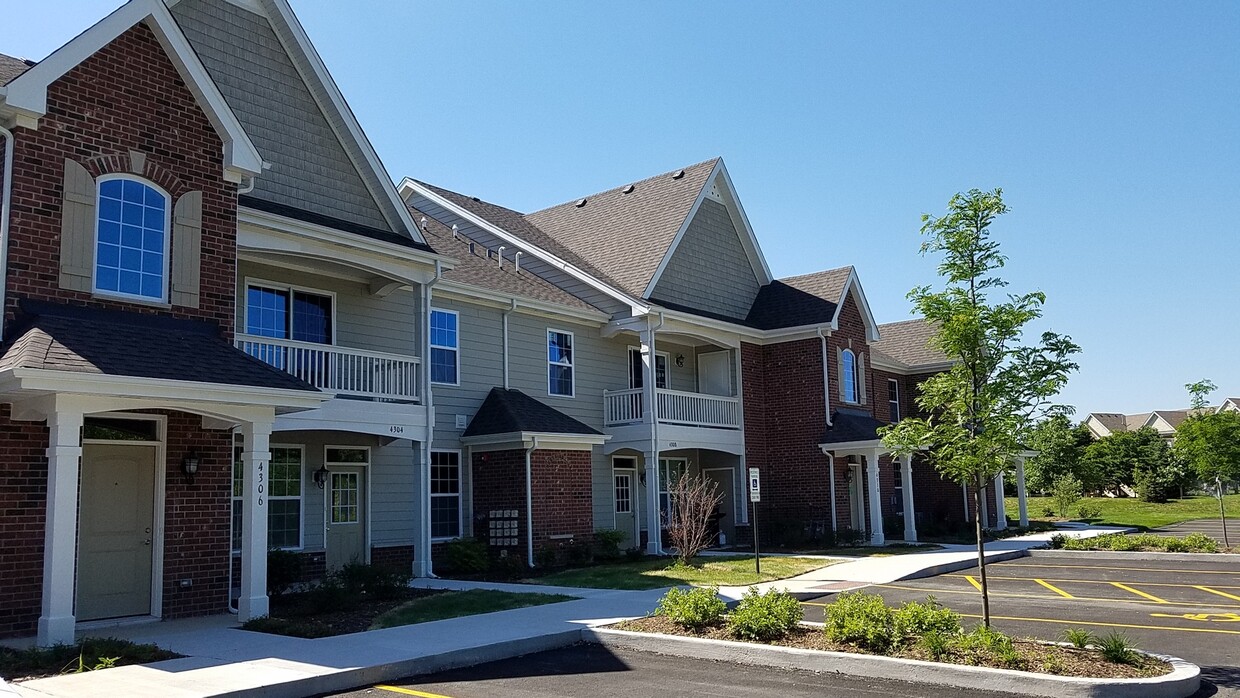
655, 587, 726, 631
727, 588, 804, 642
893, 597, 961, 638
267, 549, 303, 597
1098, 631, 1137, 664
1075, 502, 1101, 520
534, 545, 559, 569
439, 538, 489, 576
1048, 533, 1068, 549
594, 529, 627, 560
823, 591, 899, 653
566, 540, 593, 566
1063, 628, 1094, 649
1182, 532, 1219, 552
624, 546, 645, 562
834, 528, 866, 547
1041, 505, 1056, 518
336, 562, 412, 600
919, 630, 953, 661
956, 625, 1015, 665
305, 575, 352, 614
1051, 475, 1082, 518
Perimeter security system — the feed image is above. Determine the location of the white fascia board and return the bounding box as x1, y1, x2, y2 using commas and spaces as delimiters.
830, 268, 882, 342
433, 280, 610, 326
259, 0, 424, 243
818, 440, 890, 455
870, 355, 955, 375
461, 431, 610, 450
400, 178, 649, 315
6, 368, 329, 410
0, 0, 264, 181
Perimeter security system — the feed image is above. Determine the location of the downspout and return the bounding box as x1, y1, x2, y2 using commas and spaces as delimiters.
818, 328, 836, 531
0, 125, 15, 341
418, 261, 443, 577
502, 299, 517, 389
524, 436, 539, 568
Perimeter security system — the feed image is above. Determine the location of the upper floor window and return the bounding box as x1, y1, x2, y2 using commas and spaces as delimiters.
95, 176, 169, 301
842, 349, 857, 403
548, 329, 575, 397
245, 283, 333, 344
430, 309, 459, 385
628, 347, 668, 390
888, 378, 900, 420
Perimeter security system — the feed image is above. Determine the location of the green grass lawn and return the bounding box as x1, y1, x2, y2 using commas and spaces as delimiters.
728, 544, 942, 557
370, 589, 575, 629
529, 555, 838, 590
1010, 494, 1239, 530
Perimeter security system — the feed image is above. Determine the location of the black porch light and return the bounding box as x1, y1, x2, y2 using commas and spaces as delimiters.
181, 452, 200, 485
314, 465, 330, 490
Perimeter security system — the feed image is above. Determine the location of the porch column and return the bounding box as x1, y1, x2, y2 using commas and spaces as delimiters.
1015, 456, 1029, 527
641, 323, 662, 555
900, 455, 917, 542
37, 409, 84, 647
643, 450, 661, 555
238, 419, 273, 622
865, 449, 884, 546
993, 471, 1007, 530
827, 455, 837, 532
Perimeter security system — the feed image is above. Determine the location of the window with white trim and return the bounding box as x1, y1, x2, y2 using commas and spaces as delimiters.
95, 176, 169, 301
245, 284, 333, 344
893, 463, 904, 515
614, 474, 632, 514
430, 309, 459, 385
430, 450, 461, 539
842, 349, 857, 403
232, 444, 304, 551
658, 458, 687, 526
888, 378, 900, 421
628, 348, 668, 389
548, 329, 575, 397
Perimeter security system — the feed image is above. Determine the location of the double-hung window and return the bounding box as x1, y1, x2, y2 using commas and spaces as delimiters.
548, 329, 575, 397
95, 176, 169, 301
430, 451, 461, 539
842, 349, 857, 403
430, 309, 459, 385
628, 348, 668, 389
232, 444, 304, 551
888, 378, 900, 421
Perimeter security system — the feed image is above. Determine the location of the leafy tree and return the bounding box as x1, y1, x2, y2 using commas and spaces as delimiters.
882, 188, 1080, 626
1082, 427, 1182, 502
1175, 379, 1240, 547
1026, 416, 1095, 492
1050, 474, 1083, 518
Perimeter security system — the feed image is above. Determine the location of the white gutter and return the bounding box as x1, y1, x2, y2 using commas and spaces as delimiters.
524, 435, 539, 568
417, 260, 443, 577
0, 125, 14, 341
818, 328, 836, 532
502, 299, 517, 389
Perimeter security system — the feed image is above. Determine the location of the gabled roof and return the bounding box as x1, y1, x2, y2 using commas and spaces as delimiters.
1, 300, 316, 393
745, 267, 851, 330
871, 318, 950, 369
1220, 398, 1240, 413
0, 54, 32, 87
462, 388, 602, 438
1087, 412, 1126, 436
0, 0, 263, 181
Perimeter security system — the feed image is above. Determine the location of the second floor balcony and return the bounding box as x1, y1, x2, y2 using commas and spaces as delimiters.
237, 334, 421, 403
604, 387, 740, 430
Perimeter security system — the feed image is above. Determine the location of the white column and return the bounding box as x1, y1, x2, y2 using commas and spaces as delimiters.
643, 450, 661, 555
413, 439, 433, 577
828, 455, 837, 532
901, 455, 917, 542
1016, 457, 1029, 527
993, 471, 1007, 530
865, 449, 884, 546
979, 480, 990, 530
37, 409, 84, 647
641, 326, 662, 555
238, 420, 273, 622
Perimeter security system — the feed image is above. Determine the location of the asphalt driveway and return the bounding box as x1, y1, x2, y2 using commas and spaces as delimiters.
1154, 517, 1235, 546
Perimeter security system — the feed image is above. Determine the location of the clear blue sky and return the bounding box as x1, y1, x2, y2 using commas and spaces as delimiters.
5, 1, 1238, 416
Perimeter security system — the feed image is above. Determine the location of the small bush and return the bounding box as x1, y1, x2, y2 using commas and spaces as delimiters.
1098, 631, 1136, 664
534, 546, 559, 569
439, 538, 489, 576
920, 630, 953, 661
894, 597, 961, 638
1041, 505, 1056, 518
1076, 502, 1101, 520
956, 625, 1015, 665
655, 586, 726, 631
594, 529, 627, 560
336, 562, 410, 600
834, 528, 866, 547
1048, 533, 1068, 549
566, 541, 593, 565
1058, 532, 1218, 553
267, 549, 303, 597
1182, 532, 1219, 552
624, 546, 645, 562
305, 575, 352, 614
1051, 475, 1083, 518
1063, 628, 1094, 649
727, 588, 804, 642
823, 591, 899, 652
1041, 650, 1065, 674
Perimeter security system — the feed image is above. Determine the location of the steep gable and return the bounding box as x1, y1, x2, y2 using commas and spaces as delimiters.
648, 197, 762, 320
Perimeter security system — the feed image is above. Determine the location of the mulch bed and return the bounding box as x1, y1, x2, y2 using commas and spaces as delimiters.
617, 616, 1171, 680
251, 588, 449, 638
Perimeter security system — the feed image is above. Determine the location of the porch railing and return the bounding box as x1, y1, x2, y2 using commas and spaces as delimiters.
603, 387, 740, 429
235, 334, 421, 402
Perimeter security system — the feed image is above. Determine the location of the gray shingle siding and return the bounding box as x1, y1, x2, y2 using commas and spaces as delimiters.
172, 0, 393, 231
650, 199, 761, 320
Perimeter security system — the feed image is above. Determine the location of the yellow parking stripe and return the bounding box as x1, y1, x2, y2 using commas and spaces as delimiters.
958, 613, 1240, 636
376, 686, 455, 698
964, 575, 983, 591
997, 562, 1239, 576
869, 583, 1240, 609
1197, 586, 1240, 602
1110, 582, 1168, 604
1034, 579, 1074, 598
948, 574, 1240, 590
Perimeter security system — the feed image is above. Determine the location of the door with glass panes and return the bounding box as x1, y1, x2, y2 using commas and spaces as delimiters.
324, 447, 368, 570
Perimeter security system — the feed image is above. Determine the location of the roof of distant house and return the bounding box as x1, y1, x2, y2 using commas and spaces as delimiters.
871, 318, 950, 369
462, 388, 602, 438
0, 53, 33, 86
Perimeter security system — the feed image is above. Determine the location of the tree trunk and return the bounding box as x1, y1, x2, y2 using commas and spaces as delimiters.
1219, 479, 1231, 549
974, 473, 991, 627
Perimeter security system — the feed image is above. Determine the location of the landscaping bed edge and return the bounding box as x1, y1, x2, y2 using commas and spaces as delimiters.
1028, 549, 1239, 563
583, 626, 1200, 698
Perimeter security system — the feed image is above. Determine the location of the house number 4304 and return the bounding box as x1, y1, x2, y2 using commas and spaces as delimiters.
389, 425, 405, 435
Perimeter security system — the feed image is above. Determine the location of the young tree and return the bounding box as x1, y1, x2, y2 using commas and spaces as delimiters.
881, 189, 1080, 627
666, 474, 724, 564
1175, 379, 1240, 547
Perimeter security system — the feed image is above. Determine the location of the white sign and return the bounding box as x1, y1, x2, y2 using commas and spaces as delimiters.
748, 467, 761, 503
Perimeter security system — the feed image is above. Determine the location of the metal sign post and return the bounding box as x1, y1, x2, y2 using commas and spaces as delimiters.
749, 468, 761, 574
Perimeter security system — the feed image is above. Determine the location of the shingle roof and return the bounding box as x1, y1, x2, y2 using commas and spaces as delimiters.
0, 300, 317, 392
241, 195, 436, 253
462, 388, 602, 438
745, 267, 852, 330
523, 158, 720, 298
410, 205, 600, 313
1089, 412, 1127, 434
0, 53, 32, 86
872, 318, 949, 369
820, 408, 885, 445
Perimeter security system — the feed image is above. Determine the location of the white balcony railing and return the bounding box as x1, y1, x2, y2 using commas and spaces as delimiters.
603, 387, 740, 429
236, 334, 421, 402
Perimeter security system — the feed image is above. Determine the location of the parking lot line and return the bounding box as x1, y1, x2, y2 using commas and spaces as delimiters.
964, 575, 982, 591
997, 562, 1239, 576
376, 685, 455, 698
1034, 579, 1074, 598
1196, 586, 1240, 602
869, 583, 1240, 609
958, 613, 1240, 636
1110, 582, 1169, 604
950, 574, 1240, 590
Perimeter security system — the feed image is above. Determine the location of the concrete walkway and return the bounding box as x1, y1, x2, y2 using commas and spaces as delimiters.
6, 524, 1128, 698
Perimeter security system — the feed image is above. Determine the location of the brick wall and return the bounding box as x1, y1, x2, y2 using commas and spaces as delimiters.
3, 23, 236, 331
370, 545, 414, 573
529, 449, 593, 548
469, 449, 526, 558
0, 406, 50, 637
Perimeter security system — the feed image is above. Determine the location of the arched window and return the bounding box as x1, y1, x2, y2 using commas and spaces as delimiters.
842, 349, 857, 403
95, 176, 169, 301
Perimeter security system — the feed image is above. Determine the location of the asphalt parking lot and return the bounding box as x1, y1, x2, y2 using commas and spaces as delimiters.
1154, 517, 1234, 546
801, 555, 1240, 695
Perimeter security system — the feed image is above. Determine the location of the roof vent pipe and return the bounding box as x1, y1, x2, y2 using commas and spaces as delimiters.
497, 245, 505, 269
469, 241, 476, 256
514, 251, 523, 275
622, 184, 635, 194
451, 224, 459, 240
419, 216, 428, 231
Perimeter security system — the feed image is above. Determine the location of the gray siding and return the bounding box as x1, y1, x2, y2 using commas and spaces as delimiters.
650, 199, 761, 320
173, 0, 393, 231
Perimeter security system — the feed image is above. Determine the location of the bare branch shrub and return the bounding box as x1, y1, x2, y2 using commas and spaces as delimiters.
666, 474, 724, 564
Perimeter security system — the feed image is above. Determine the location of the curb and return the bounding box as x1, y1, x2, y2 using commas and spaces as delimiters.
584, 627, 1201, 698
1028, 549, 1240, 563
898, 548, 1031, 582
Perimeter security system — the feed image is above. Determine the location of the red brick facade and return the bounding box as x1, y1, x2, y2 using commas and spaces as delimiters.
0, 406, 51, 637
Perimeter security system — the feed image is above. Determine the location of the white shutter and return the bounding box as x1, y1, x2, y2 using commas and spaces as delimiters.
59, 159, 95, 292
170, 191, 202, 308
836, 347, 846, 402
857, 353, 868, 405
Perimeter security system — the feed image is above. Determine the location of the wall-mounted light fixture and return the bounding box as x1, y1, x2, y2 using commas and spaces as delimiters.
181, 452, 200, 485
675, 353, 685, 368
314, 465, 330, 490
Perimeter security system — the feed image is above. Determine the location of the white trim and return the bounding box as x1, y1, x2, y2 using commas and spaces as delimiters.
324, 444, 371, 563
888, 377, 900, 421
432, 280, 610, 325
547, 327, 576, 398
627, 346, 669, 390
429, 448, 464, 541
428, 308, 461, 387
642, 160, 773, 299
243, 277, 338, 345
830, 268, 882, 343
460, 431, 610, 450
91, 175, 172, 304
0, 0, 263, 180
841, 349, 858, 404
